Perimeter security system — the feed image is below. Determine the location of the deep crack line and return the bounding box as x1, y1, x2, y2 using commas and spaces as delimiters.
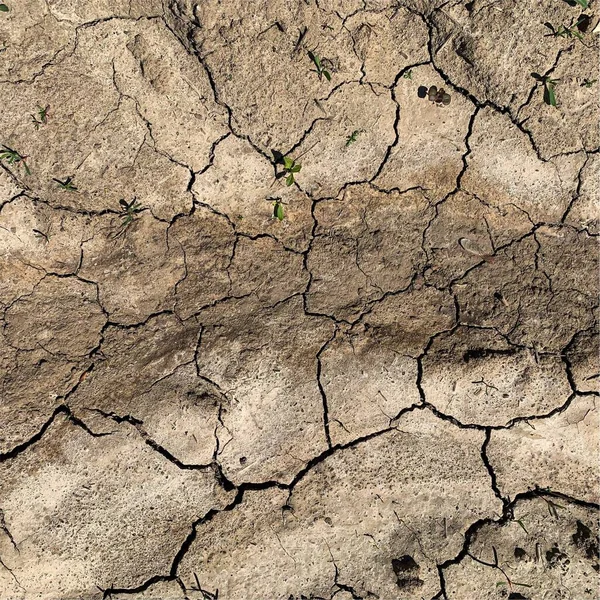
316, 325, 338, 449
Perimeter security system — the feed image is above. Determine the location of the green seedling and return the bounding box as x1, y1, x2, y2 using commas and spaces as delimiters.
53, 176, 77, 191
403, 69, 413, 79
0, 4, 8, 11
544, 16, 589, 40
0, 145, 30, 174
582, 78, 597, 87
542, 496, 565, 519
31, 105, 49, 129
113, 198, 142, 238
532, 73, 558, 107
565, 0, 589, 8
484, 547, 533, 591
270, 198, 286, 221
345, 129, 362, 146
515, 515, 529, 534
427, 85, 451, 106
308, 51, 331, 82
282, 155, 301, 186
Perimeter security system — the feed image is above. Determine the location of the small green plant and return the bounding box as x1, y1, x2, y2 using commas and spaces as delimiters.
271, 198, 286, 221
486, 547, 533, 592
53, 176, 77, 191
31, 105, 49, 129
532, 73, 558, 107
403, 69, 413, 79
542, 496, 565, 518
113, 198, 142, 238
308, 51, 331, 82
345, 129, 362, 147
282, 155, 301, 186
0, 145, 30, 174
581, 78, 597, 87
0, 4, 8, 11
514, 513, 529, 534
544, 16, 589, 40
564, 0, 588, 8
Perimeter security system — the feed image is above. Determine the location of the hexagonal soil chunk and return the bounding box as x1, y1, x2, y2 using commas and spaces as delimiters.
68, 314, 215, 464
461, 108, 585, 224
0, 197, 92, 307
421, 327, 571, 426
374, 66, 474, 201
0, 416, 233, 598
430, 0, 575, 111
363, 284, 456, 357
455, 230, 596, 352
4, 276, 105, 359
192, 135, 313, 253
195, 296, 334, 484
487, 395, 599, 504
424, 191, 532, 288
0, 333, 89, 453
291, 82, 396, 199
346, 7, 429, 87
307, 185, 433, 321
80, 213, 185, 325
321, 326, 420, 445
168, 207, 235, 320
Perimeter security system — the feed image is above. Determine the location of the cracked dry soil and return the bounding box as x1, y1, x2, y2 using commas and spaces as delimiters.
0, 0, 598, 599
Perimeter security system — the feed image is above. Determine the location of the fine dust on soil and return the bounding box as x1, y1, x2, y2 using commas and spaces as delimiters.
0, 0, 598, 599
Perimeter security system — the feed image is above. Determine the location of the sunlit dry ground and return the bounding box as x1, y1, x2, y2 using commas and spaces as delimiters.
0, 0, 598, 599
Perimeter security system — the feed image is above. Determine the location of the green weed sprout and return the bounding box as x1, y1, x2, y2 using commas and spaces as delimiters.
113, 198, 143, 238
308, 51, 331, 82
282, 155, 301, 186
0, 4, 8, 12
487, 546, 533, 592
0, 145, 30, 174
345, 129, 362, 147
566, 0, 589, 9
532, 73, 558, 107
544, 15, 590, 41
403, 69, 413, 79
31, 105, 49, 129
582, 78, 597, 87
272, 198, 285, 221
53, 176, 77, 191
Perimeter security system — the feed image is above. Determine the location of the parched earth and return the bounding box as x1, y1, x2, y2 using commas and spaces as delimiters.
0, 0, 598, 599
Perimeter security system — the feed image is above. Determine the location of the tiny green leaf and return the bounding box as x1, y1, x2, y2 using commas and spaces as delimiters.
283, 156, 294, 170
496, 581, 507, 587
323, 70, 331, 82
516, 519, 528, 534
544, 81, 557, 107
0, 4, 9, 12
574, 0, 589, 8
285, 173, 294, 186
291, 164, 301, 173
274, 202, 284, 221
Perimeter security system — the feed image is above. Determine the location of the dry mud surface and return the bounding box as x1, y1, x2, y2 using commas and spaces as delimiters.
0, 0, 599, 599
